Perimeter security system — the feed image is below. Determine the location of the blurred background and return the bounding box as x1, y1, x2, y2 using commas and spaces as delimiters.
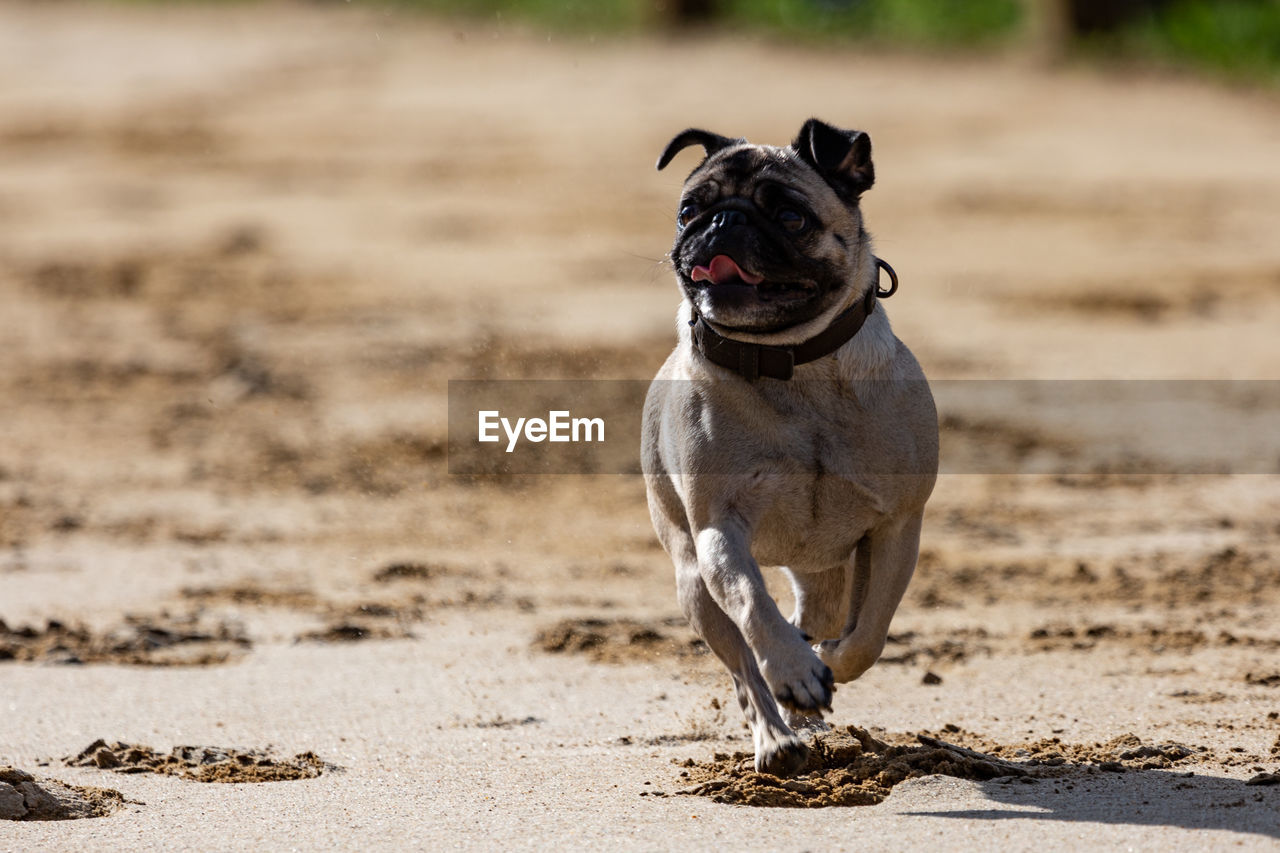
411, 0, 1280, 85
0, 0, 1278, 789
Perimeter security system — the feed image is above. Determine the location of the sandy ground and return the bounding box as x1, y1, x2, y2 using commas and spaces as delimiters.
1, 1, 1279, 849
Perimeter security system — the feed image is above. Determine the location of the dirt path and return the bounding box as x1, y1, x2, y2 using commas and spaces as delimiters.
0, 2, 1277, 849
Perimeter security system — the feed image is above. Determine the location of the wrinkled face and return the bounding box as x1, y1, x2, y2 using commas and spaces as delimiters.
672, 145, 865, 333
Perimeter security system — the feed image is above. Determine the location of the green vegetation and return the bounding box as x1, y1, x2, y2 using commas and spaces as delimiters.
131, 0, 1280, 85
392, 0, 1024, 45
388, 0, 646, 31
1091, 0, 1280, 84
716, 0, 1023, 48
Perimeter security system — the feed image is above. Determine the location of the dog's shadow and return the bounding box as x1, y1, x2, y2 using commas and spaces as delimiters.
904, 764, 1278, 839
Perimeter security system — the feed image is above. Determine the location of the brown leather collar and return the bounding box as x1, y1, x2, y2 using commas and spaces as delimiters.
689, 257, 897, 382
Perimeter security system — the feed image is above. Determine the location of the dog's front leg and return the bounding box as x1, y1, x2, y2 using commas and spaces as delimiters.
817, 510, 924, 682
670, 539, 809, 776
694, 521, 835, 714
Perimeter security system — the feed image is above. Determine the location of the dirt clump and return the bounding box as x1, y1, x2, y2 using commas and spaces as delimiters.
677, 726, 1028, 808
534, 617, 708, 665
66, 741, 328, 783
180, 584, 320, 610
0, 614, 250, 666
0, 767, 127, 820
677, 727, 1217, 808
295, 622, 414, 643
1244, 672, 1280, 687
372, 561, 448, 582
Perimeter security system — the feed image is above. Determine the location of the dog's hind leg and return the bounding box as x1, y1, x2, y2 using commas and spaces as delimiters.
787, 565, 851, 644
670, 537, 810, 776
817, 510, 924, 683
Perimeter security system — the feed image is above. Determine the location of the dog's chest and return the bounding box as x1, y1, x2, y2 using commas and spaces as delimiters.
744, 398, 885, 570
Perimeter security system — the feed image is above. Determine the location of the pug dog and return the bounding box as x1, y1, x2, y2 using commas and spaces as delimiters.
641, 119, 939, 776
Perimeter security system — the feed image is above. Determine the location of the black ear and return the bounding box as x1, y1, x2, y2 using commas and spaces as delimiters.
792, 118, 875, 199
656, 128, 742, 171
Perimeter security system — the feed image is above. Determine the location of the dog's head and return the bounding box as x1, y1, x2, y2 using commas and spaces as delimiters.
658, 118, 875, 333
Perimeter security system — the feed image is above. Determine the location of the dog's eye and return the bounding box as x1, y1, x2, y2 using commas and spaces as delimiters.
677, 204, 700, 229
777, 208, 806, 233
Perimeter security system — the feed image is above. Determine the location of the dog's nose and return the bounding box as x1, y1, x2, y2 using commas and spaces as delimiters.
710, 209, 746, 230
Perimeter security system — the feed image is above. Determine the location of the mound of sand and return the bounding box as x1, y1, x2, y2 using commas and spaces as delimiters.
675, 726, 1217, 808
0, 767, 126, 821
0, 615, 250, 666
66, 741, 329, 783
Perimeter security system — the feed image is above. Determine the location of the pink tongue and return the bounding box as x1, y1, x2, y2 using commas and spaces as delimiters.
690, 255, 765, 286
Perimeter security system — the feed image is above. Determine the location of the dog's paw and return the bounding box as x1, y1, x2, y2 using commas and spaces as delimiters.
759, 639, 835, 712
755, 733, 809, 777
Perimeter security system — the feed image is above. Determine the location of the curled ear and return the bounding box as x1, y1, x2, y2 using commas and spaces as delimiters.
656, 128, 742, 171
792, 118, 874, 199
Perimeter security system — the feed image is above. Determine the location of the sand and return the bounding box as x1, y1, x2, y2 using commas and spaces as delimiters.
0, 767, 127, 822
65, 741, 329, 784
1, 1, 1278, 849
